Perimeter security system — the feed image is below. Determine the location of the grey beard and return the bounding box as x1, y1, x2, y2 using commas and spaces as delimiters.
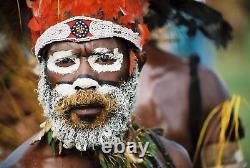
37, 62, 139, 151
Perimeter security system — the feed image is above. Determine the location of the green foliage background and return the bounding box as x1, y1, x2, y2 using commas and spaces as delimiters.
216, 23, 250, 165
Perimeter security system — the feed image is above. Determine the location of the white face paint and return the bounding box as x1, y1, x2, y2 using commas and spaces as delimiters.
37, 62, 139, 151
54, 84, 76, 97
54, 78, 116, 97
195, 0, 205, 3
88, 48, 123, 73
47, 50, 80, 74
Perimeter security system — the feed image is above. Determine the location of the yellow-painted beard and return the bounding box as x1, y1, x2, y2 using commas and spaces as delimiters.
55, 90, 117, 129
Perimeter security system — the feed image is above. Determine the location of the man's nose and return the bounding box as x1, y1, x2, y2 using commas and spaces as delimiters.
77, 57, 94, 76
73, 78, 99, 90
72, 57, 99, 90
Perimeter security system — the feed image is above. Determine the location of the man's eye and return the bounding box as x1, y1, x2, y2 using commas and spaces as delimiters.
95, 55, 116, 65
55, 58, 76, 67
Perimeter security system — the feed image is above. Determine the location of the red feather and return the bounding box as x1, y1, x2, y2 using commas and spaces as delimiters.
28, 0, 149, 44
28, 18, 41, 31
129, 51, 137, 76
138, 23, 150, 46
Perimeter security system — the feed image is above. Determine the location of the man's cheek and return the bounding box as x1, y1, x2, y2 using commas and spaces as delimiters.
96, 85, 118, 95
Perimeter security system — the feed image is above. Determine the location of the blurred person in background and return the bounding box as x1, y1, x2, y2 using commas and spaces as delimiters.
146, 0, 216, 68
0, 1, 43, 160
135, 0, 246, 167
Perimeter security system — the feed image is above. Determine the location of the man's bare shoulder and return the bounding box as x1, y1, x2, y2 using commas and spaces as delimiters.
0, 136, 49, 168
1, 137, 95, 168
198, 65, 229, 116
144, 45, 188, 69
160, 137, 192, 168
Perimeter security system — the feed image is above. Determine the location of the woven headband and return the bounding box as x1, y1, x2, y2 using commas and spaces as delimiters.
35, 16, 142, 60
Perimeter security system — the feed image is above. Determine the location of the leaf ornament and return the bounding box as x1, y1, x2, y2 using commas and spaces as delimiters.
31, 121, 51, 144
193, 95, 244, 167
32, 121, 174, 167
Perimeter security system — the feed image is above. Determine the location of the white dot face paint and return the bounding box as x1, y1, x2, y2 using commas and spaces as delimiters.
54, 79, 117, 97
54, 84, 76, 97
96, 85, 117, 94
54, 78, 101, 97
72, 78, 100, 90
47, 50, 80, 75
88, 48, 123, 73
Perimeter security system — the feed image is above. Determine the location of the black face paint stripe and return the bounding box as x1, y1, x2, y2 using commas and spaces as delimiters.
74, 74, 97, 81
99, 80, 119, 86
56, 81, 73, 84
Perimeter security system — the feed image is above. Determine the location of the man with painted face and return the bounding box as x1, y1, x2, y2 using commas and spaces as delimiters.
1, 0, 192, 167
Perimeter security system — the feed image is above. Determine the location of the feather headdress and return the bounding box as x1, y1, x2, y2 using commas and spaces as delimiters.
27, 0, 150, 49
144, 0, 232, 48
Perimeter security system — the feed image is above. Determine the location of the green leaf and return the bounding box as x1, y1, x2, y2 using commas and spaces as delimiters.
142, 158, 154, 168
98, 153, 108, 168
47, 131, 53, 145
51, 139, 56, 155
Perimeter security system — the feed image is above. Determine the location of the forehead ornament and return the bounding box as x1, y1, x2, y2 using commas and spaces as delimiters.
71, 20, 89, 38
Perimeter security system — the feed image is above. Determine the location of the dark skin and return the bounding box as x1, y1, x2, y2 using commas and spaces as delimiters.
134, 44, 229, 160
46, 38, 130, 117
46, 39, 130, 87
1, 135, 192, 168
1, 39, 192, 168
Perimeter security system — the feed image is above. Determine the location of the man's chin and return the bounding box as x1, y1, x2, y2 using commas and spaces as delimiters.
49, 114, 127, 151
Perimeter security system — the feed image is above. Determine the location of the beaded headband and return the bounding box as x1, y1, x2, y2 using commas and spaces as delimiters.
35, 16, 142, 60
28, 0, 150, 65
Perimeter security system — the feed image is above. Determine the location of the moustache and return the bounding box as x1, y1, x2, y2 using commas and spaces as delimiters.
55, 90, 117, 129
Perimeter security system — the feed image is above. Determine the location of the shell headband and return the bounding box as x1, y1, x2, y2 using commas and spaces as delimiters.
35, 16, 141, 60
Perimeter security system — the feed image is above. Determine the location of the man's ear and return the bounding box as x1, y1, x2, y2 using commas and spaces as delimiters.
129, 51, 137, 76
129, 50, 146, 75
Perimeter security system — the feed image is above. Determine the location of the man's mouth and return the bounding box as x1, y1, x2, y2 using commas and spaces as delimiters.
67, 103, 104, 122
55, 90, 118, 128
